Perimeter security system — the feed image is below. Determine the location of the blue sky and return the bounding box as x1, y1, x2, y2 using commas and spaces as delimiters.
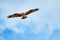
0, 0, 60, 40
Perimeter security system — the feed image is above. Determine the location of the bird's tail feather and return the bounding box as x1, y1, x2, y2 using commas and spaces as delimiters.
21, 15, 27, 19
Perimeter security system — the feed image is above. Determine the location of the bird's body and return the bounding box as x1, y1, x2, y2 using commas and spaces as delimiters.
8, 8, 39, 19
21, 13, 27, 19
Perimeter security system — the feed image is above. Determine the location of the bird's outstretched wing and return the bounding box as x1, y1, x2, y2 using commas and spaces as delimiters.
25, 8, 39, 15
8, 13, 22, 18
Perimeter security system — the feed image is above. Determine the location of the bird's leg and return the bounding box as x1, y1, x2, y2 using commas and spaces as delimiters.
21, 13, 27, 19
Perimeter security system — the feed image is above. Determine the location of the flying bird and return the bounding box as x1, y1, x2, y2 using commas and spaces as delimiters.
7, 8, 39, 19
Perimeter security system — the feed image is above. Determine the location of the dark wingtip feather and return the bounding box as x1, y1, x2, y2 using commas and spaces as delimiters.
35, 8, 39, 11
7, 15, 11, 18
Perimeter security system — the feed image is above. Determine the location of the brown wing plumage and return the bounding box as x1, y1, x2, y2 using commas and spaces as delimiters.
8, 13, 22, 18
7, 8, 39, 19
25, 8, 39, 15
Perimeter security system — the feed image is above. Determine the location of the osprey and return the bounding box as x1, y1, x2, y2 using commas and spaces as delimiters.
7, 8, 39, 19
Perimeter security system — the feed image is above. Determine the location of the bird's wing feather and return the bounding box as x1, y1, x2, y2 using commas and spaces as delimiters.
8, 13, 22, 18
25, 8, 39, 15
